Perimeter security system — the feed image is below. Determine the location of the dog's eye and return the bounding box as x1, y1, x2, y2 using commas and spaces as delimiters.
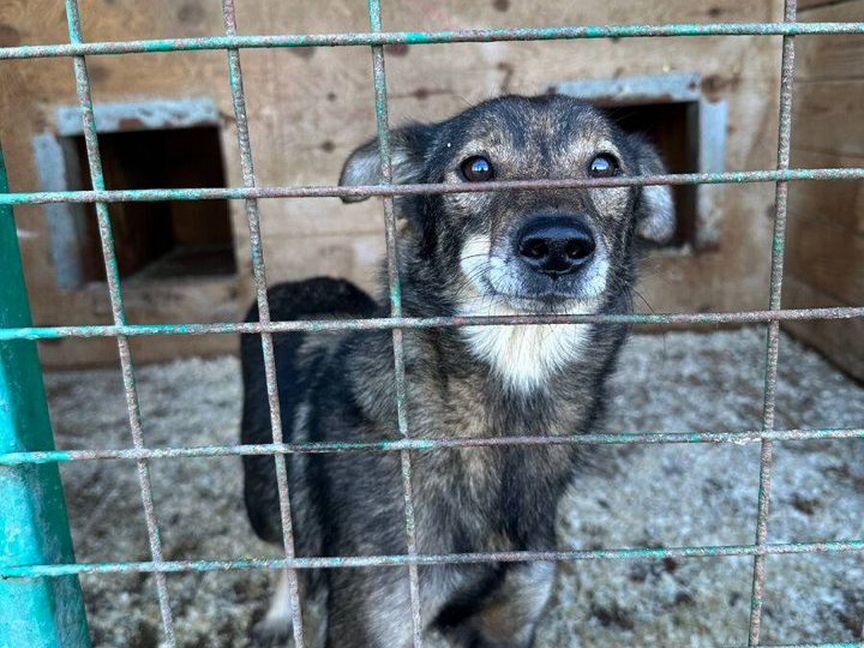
589, 153, 620, 178
460, 155, 494, 182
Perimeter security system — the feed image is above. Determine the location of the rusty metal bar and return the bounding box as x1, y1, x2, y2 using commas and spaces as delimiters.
3, 539, 864, 579
366, 1, 424, 645
2, 167, 863, 206
1, 305, 862, 342
768, 644, 864, 648
62, 2, 177, 644
1, 21, 863, 60
2, 427, 863, 468
749, 0, 798, 643
219, 1, 306, 645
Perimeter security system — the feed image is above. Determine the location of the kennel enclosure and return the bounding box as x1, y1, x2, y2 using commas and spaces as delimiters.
1, 0, 864, 646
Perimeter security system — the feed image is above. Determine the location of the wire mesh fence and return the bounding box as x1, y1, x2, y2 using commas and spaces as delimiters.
0, 0, 863, 647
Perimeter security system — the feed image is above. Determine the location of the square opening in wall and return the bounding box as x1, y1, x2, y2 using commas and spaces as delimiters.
550, 73, 727, 250
602, 102, 697, 246
69, 126, 235, 282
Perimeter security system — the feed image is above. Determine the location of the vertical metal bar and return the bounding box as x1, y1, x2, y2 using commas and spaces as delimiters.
748, 1, 797, 644
0, 144, 91, 648
367, 2, 424, 646
219, 1, 306, 645
62, 2, 177, 646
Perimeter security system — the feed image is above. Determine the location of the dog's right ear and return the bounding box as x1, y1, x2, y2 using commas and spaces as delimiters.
339, 123, 433, 203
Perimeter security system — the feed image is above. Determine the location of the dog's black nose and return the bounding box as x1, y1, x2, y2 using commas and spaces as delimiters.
517, 215, 596, 277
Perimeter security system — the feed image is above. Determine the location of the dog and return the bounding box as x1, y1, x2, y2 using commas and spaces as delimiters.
241, 94, 674, 647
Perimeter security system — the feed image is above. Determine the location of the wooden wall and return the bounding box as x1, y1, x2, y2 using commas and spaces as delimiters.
0, 0, 791, 367
783, 0, 864, 380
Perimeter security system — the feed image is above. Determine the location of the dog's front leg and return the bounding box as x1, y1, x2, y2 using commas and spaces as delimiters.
465, 561, 556, 648
253, 570, 327, 648
252, 569, 295, 646
324, 567, 420, 648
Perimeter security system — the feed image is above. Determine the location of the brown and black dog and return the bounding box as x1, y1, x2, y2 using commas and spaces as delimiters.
241, 94, 674, 647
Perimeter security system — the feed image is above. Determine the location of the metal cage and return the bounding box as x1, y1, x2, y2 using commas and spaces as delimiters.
1, 1, 863, 646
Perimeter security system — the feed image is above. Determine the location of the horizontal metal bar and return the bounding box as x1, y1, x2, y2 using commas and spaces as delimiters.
1, 22, 863, 60
3, 539, 863, 579
1, 306, 862, 342
2, 168, 863, 206
763, 645, 864, 648
1, 427, 861, 467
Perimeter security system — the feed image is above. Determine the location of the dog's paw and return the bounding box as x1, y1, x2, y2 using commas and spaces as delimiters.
251, 617, 292, 647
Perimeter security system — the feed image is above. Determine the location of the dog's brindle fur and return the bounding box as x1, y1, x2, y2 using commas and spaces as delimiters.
241, 94, 674, 647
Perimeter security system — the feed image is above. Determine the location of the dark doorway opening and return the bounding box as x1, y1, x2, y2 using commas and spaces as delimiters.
602, 102, 699, 248
68, 126, 236, 282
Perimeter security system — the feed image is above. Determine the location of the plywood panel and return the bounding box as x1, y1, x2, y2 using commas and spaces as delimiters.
799, 0, 860, 11
36, 277, 241, 368
786, 215, 864, 305
792, 80, 864, 158
787, 0, 864, 376
382, 0, 778, 30
797, 0, 864, 80
789, 149, 864, 234
260, 232, 386, 297
782, 275, 864, 380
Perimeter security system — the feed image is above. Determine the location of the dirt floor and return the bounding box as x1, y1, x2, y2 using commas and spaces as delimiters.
45, 327, 863, 647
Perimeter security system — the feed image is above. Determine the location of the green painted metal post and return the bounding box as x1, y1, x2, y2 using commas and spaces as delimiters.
0, 144, 91, 646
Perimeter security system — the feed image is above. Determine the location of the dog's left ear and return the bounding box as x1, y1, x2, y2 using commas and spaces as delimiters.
630, 134, 676, 243
339, 123, 433, 204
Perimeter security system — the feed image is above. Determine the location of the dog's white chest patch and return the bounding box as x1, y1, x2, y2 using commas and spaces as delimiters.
459, 300, 591, 393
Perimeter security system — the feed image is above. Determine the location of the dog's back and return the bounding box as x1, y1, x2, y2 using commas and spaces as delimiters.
240, 277, 377, 544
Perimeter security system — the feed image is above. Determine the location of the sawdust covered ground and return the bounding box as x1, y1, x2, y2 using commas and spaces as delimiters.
45, 328, 864, 647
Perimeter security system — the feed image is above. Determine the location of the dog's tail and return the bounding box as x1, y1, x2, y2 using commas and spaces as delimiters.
240, 277, 377, 544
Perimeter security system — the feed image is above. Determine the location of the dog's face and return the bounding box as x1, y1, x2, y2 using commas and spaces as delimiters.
340, 95, 674, 390
340, 95, 673, 313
